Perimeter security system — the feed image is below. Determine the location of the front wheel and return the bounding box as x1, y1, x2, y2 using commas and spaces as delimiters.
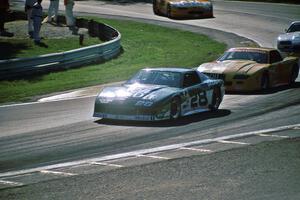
170, 97, 181, 120
261, 73, 270, 90
167, 4, 172, 18
153, 0, 160, 15
209, 87, 221, 111
290, 64, 299, 85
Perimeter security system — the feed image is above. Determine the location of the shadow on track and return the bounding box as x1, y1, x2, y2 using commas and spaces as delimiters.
94, 109, 231, 127
226, 82, 300, 96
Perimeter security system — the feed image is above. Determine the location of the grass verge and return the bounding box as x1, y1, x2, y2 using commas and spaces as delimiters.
0, 17, 225, 103
0, 37, 101, 59
0, 38, 102, 60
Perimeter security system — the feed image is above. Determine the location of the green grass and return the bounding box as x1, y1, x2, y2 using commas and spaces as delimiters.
0, 17, 226, 103
227, 0, 299, 4
0, 37, 101, 59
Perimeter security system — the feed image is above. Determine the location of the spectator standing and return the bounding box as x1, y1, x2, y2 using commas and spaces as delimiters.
0, 0, 13, 37
47, 0, 59, 24
64, 0, 75, 27
31, 0, 43, 44
25, 0, 37, 38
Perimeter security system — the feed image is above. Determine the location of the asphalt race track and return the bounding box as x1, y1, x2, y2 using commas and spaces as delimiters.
1, 0, 300, 195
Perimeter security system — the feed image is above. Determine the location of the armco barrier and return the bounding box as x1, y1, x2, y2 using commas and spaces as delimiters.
0, 11, 121, 80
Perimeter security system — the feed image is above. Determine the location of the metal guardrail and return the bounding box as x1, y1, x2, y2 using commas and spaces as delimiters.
0, 12, 122, 80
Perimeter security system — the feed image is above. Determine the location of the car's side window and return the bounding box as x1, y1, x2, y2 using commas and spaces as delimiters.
183, 72, 201, 88
269, 50, 282, 64
197, 71, 209, 82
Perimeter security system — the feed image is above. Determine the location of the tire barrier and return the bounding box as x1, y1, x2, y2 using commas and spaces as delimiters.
0, 11, 121, 80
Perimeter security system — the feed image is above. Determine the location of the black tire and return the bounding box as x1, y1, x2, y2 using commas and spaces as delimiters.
170, 97, 181, 120
153, 0, 160, 15
209, 87, 221, 111
290, 64, 299, 85
167, 4, 172, 18
260, 72, 270, 90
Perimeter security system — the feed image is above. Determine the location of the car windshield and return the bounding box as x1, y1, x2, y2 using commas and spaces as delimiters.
218, 51, 268, 64
287, 23, 300, 33
126, 70, 182, 88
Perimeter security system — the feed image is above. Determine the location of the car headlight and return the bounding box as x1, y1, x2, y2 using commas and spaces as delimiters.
292, 35, 300, 41
233, 74, 249, 80
98, 97, 111, 103
97, 92, 115, 103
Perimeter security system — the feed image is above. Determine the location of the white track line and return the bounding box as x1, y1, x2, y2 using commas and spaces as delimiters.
0, 95, 96, 108
256, 133, 290, 139
0, 180, 23, 186
90, 162, 123, 168
179, 147, 212, 153
40, 170, 77, 176
137, 154, 169, 160
217, 140, 249, 145
0, 123, 299, 178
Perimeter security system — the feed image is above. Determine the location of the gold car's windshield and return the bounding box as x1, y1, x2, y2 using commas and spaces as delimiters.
218, 51, 268, 64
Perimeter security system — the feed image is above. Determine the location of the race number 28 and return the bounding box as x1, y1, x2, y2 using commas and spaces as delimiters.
191, 91, 208, 108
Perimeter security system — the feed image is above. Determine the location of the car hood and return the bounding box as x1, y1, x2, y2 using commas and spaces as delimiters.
278, 32, 300, 41
97, 83, 179, 105
198, 60, 264, 74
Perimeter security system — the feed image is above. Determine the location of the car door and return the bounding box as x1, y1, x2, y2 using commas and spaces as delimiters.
182, 72, 209, 114
269, 50, 289, 85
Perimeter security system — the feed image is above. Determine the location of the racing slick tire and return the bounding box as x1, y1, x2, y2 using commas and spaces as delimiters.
167, 4, 172, 18
209, 87, 221, 111
170, 97, 181, 120
260, 72, 270, 90
153, 0, 161, 15
290, 64, 299, 85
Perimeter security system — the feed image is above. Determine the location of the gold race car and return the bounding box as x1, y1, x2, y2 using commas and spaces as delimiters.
197, 47, 299, 91
153, 0, 213, 19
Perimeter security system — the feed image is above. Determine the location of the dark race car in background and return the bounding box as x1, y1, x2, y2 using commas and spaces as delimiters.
94, 68, 224, 121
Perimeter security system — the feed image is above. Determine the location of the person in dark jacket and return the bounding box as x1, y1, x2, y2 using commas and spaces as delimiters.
0, 0, 14, 37
25, 0, 37, 38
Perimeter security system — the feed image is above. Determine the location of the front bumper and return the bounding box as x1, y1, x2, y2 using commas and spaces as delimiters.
224, 80, 260, 92
93, 112, 161, 121
203, 72, 260, 92
93, 101, 170, 121
277, 40, 300, 53
169, 7, 213, 18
